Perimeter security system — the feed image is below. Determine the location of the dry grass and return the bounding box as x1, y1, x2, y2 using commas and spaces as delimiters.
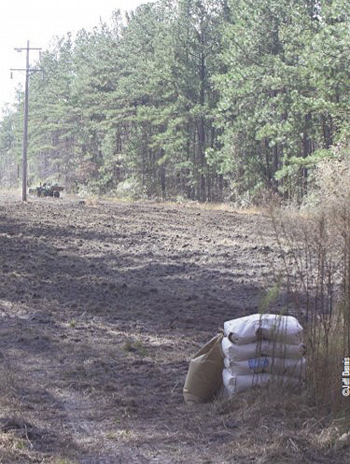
84, 197, 99, 207
75, 190, 263, 214
213, 387, 349, 464
0, 431, 33, 464
162, 199, 263, 215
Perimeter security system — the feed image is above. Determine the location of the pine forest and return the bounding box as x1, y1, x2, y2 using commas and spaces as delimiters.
0, 0, 349, 204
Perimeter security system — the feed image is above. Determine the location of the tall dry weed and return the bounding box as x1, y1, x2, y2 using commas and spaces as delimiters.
270, 200, 350, 413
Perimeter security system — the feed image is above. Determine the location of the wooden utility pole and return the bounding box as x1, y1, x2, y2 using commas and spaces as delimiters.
11, 41, 42, 202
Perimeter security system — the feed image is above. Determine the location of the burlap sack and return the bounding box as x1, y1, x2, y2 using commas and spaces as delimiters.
183, 333, 224, 404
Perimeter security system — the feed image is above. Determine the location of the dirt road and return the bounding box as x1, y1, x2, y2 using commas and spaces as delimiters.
0, 195, 344, 464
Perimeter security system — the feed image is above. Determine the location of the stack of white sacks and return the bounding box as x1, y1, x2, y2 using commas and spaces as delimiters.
222, 313, 306, 395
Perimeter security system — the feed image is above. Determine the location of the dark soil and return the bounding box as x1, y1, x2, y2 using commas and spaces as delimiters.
0, 194, 347, 464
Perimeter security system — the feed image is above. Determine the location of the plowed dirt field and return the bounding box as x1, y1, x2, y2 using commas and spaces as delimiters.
0, 194, 347, 464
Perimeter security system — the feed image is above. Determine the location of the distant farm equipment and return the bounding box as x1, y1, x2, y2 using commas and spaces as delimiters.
29, 183, 64, 198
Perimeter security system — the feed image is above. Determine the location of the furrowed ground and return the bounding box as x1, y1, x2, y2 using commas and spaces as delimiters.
0, 193, 348, 464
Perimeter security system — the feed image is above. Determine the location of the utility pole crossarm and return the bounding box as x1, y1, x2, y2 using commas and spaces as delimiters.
10, 68, 42, 72
14, 47, 42, 51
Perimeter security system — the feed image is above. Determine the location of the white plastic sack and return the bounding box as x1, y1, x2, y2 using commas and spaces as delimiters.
223, 314, 303, 345
222, 368, 301, 395
221, 337, 306, 361
224, 356, 306, 377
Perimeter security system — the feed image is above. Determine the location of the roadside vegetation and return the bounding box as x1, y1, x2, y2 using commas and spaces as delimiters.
268, 144, 350, 411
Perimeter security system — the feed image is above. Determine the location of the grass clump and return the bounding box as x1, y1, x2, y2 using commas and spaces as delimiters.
123, 338, 148, 357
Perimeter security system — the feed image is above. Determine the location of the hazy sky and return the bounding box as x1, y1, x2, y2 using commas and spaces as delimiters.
0, 0, 150, 113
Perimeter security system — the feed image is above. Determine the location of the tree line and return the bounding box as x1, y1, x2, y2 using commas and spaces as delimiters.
0, 0, 349, 203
